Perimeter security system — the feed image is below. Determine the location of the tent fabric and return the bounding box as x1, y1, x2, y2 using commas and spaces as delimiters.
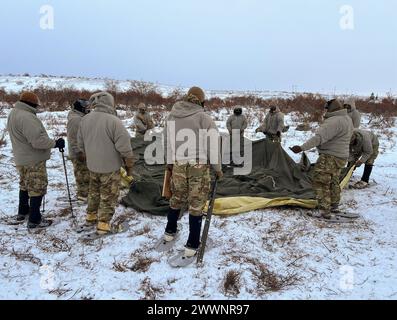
121, 136, 353, 216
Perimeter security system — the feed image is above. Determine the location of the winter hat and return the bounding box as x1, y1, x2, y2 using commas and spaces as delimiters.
344, 97, 356, 111
73, 99, 90, 114
89, 92, 115, 109
234, 107, 243, 116
138, 102, 147, 112
325, 99, 343, 113
187, 87, 206, 103
20, 92, 40, 107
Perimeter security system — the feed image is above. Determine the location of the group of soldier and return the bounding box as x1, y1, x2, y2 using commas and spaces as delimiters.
6, 88, 380, 257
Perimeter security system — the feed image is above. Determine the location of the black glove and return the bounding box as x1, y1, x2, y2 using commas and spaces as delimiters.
277, 131, 281, 137
290, 146, 303, 154
55, 138, 65, 151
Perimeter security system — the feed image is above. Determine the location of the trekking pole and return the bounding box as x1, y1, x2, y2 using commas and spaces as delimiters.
60, 148, 74, 218
42, 195, 46, 213
197, 177, 219, 266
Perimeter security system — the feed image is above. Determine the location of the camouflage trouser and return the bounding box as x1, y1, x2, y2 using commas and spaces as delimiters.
266, 133, 281, 143
366, 143, 379, 165
87, 171, 121, 223
71, 158, 90, 197
16, 161, 48, 197
170, 163, 211, 216
312, 154, 347, 211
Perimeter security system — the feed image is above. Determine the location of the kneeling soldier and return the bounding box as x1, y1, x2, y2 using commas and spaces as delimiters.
349, 129, 379, 189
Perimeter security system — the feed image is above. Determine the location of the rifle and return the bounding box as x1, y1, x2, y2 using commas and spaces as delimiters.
197, 177, 219, 265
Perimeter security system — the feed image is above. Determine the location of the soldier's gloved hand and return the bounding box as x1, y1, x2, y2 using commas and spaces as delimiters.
290, 146, 303, 154
124, 158, 134, 177
355, 160, 364, 168
77, 152, 86, 162
55, 138, 65, 151
216, 171, 224, 180
277, 131, 281, 138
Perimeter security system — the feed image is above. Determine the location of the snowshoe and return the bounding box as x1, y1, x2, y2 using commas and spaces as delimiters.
79, 221, 129, 243
168, 248, 198, 268
331, 206, 360, 219
154, 232, 180, 253
75, 223, 96, 234
306, 211, 355, 224
350, 181, 369, 190
320, 214, 355, 224
0, 215, 28, 226
168, 238, 214, 268
56, 196, 79, 203
27, 219, 53, 230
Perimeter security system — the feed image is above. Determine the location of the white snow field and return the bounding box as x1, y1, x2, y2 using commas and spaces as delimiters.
0, 77, 396, 300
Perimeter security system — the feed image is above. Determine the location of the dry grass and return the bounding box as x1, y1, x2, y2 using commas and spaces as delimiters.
5, 248, 43, 266
113, 251, 158, 273
36, 235, 71, 253
249, 260, 299, 294
0, 128, 7, 148
222, 270, 242, 297
139, 277, 164, 300
134, 224, 151, 236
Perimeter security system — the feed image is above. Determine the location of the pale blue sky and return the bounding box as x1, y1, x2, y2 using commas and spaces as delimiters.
0, 0, 396, 93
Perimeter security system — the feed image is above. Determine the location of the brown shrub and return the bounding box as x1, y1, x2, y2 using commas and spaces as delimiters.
222, 270, 242, 297
0, 83, 395, 126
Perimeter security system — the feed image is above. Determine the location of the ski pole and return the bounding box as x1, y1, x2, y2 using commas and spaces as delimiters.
60, 148, 74, 218
197, 176, 219, 266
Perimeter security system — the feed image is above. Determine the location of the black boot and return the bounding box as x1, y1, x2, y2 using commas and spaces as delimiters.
17, 190, 29, 221
186, 215, 203, 250
361, 164, 373, 183
28, 196, 43, 228
165, 208, 180, 235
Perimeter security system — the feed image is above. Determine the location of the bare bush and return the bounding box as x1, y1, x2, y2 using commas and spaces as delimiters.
0, 85, 395, 128
250, 261, 299, 294
222, 270, 242, 297
139, 277, 164, 300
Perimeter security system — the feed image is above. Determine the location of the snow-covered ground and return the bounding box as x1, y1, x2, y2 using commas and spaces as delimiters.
0, 101, 396, 300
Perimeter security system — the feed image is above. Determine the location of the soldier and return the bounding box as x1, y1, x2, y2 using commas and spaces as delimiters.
255, 106, 285, 142
348, 129, 379, 189
291, 99, 354, 221
78, 92, 134, 235
67, 99, 90, 201
226, 107, 248, 165
344, 98, 361, 129
7, 92, 65, 229
133, 103, 154, 137
163, 86, 223, 258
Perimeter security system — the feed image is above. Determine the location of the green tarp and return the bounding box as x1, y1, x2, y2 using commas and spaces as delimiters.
121, 136, 342, 216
